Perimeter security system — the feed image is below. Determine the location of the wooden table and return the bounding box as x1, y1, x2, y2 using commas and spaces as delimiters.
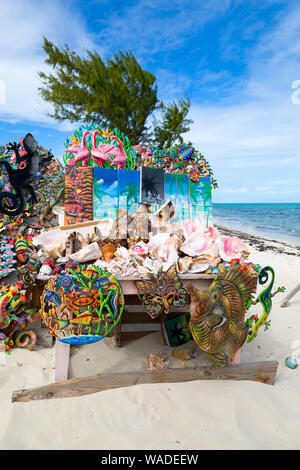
55, 274, 225, 383
12, 273, 279, 402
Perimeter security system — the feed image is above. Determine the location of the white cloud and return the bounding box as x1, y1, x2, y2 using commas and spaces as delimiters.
0, 0, 99, 127
183, 4, 300, 202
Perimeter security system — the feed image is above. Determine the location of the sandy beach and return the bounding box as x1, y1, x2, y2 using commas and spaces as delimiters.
0, 226, 300, 450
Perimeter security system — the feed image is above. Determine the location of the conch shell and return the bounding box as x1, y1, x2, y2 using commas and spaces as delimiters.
101, 242, 117, 262
216, 236, 250, 262
129, 241, 149, 256
69, 242, 102, 262
180, 231, 218, 258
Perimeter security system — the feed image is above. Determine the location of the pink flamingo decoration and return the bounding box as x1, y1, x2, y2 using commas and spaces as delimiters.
66, 131, 91, 167
109, 136, 127, 169
90, 130, 114, 167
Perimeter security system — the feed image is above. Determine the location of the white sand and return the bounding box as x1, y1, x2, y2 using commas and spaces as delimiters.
0, 242, 300, 450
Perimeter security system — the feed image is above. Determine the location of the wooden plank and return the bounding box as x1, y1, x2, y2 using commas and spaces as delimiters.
12, 361, 278, 402
281, 283, 300, 307
55, 340, 70, 383
121, 330, 157, 342
120, 278, 213, 295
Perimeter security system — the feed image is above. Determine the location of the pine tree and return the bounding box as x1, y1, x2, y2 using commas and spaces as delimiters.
151, 96, 193, 149
38, 38, 159, 144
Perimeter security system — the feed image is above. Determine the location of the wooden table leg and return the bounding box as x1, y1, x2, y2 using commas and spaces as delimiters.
55, 340, 70, 382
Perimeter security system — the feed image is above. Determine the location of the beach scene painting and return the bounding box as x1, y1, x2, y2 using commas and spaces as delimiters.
118, 169, 140, 215
93, 167, 118, 220
189, 176, 213, 226
141, 167, 164, 205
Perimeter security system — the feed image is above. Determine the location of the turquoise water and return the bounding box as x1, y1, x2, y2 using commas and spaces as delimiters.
212, 203, 300, 245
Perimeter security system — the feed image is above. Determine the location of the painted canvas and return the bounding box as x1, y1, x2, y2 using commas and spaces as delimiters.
118, 169, 140, 215
173, 174, 189, 223
164, 173, 178, 205
189, 176, 212, 226
163, 313, 192, 347
93, 168, 118, 220
64, 167, 93, 225
141, 167, 164, 205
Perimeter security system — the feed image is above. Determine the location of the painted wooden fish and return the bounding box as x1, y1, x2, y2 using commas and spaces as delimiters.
187, 267, 257, 368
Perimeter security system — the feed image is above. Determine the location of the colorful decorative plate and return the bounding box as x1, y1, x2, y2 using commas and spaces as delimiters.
40, 265, 124, 345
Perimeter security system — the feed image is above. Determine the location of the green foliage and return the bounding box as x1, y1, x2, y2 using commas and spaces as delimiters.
151, 96, 193, 149
39, 37, 193, 146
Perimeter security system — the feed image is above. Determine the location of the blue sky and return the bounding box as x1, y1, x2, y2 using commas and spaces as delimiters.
0, 0, 300, 203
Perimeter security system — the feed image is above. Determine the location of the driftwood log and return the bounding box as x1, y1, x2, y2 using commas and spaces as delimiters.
12, 361, 279, 402
281, 283, 300, 307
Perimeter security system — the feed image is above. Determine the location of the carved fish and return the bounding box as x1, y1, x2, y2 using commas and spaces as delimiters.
187, 267, 257, 368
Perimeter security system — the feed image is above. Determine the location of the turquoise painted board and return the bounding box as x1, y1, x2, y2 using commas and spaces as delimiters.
93, 168, 118, 220
118, 169, 140, 215
164, 173, 178, 205
189, 176, 212, 226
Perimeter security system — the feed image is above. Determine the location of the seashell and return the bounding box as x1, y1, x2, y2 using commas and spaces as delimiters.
182, 219, 204, 238
69, 242, 102, 263
39, 264, 53, 275
129, 241, 149, 256
205, 226, 220, 240
180, 231, 218, 258
188, 256, 210, 273
101, 242, 117, 262
177, 256, 192, 274
146, 353, 169, 371
114, 246, 131, 262
285, 355, 298, 369
216, 235, 250, 262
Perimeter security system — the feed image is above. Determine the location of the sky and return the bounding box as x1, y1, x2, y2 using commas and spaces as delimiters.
0, 0, 300, 203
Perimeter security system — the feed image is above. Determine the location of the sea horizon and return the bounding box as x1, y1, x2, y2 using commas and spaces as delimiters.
212, 202, 300, 246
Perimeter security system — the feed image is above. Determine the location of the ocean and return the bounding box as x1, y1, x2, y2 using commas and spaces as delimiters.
212, 203, 300, 245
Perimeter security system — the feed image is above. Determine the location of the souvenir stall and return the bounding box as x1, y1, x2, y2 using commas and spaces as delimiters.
0, 128, 284, 402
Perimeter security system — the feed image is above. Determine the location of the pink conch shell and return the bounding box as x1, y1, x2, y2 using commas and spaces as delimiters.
216, 235, 250, 262
129, 241, 149, 256
180, 231, 219, 258
204, 225, 220, 240
182, 219, 203, 238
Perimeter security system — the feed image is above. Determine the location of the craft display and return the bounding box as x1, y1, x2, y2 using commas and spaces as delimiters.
133, 143, 217, 188
64, 167, 93, 225
186, 264, 285, 368
64, 126, 136, 170
40, 265, 124, 345
187, 266, 257, 368
136, 265, 189, 319
0, 124, 286, 393
246, 266, 285, 342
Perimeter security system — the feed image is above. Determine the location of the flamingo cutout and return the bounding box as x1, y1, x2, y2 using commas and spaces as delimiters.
90, 130, 114, 167
109, 136, 127, 169
66, 131, 91, 166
